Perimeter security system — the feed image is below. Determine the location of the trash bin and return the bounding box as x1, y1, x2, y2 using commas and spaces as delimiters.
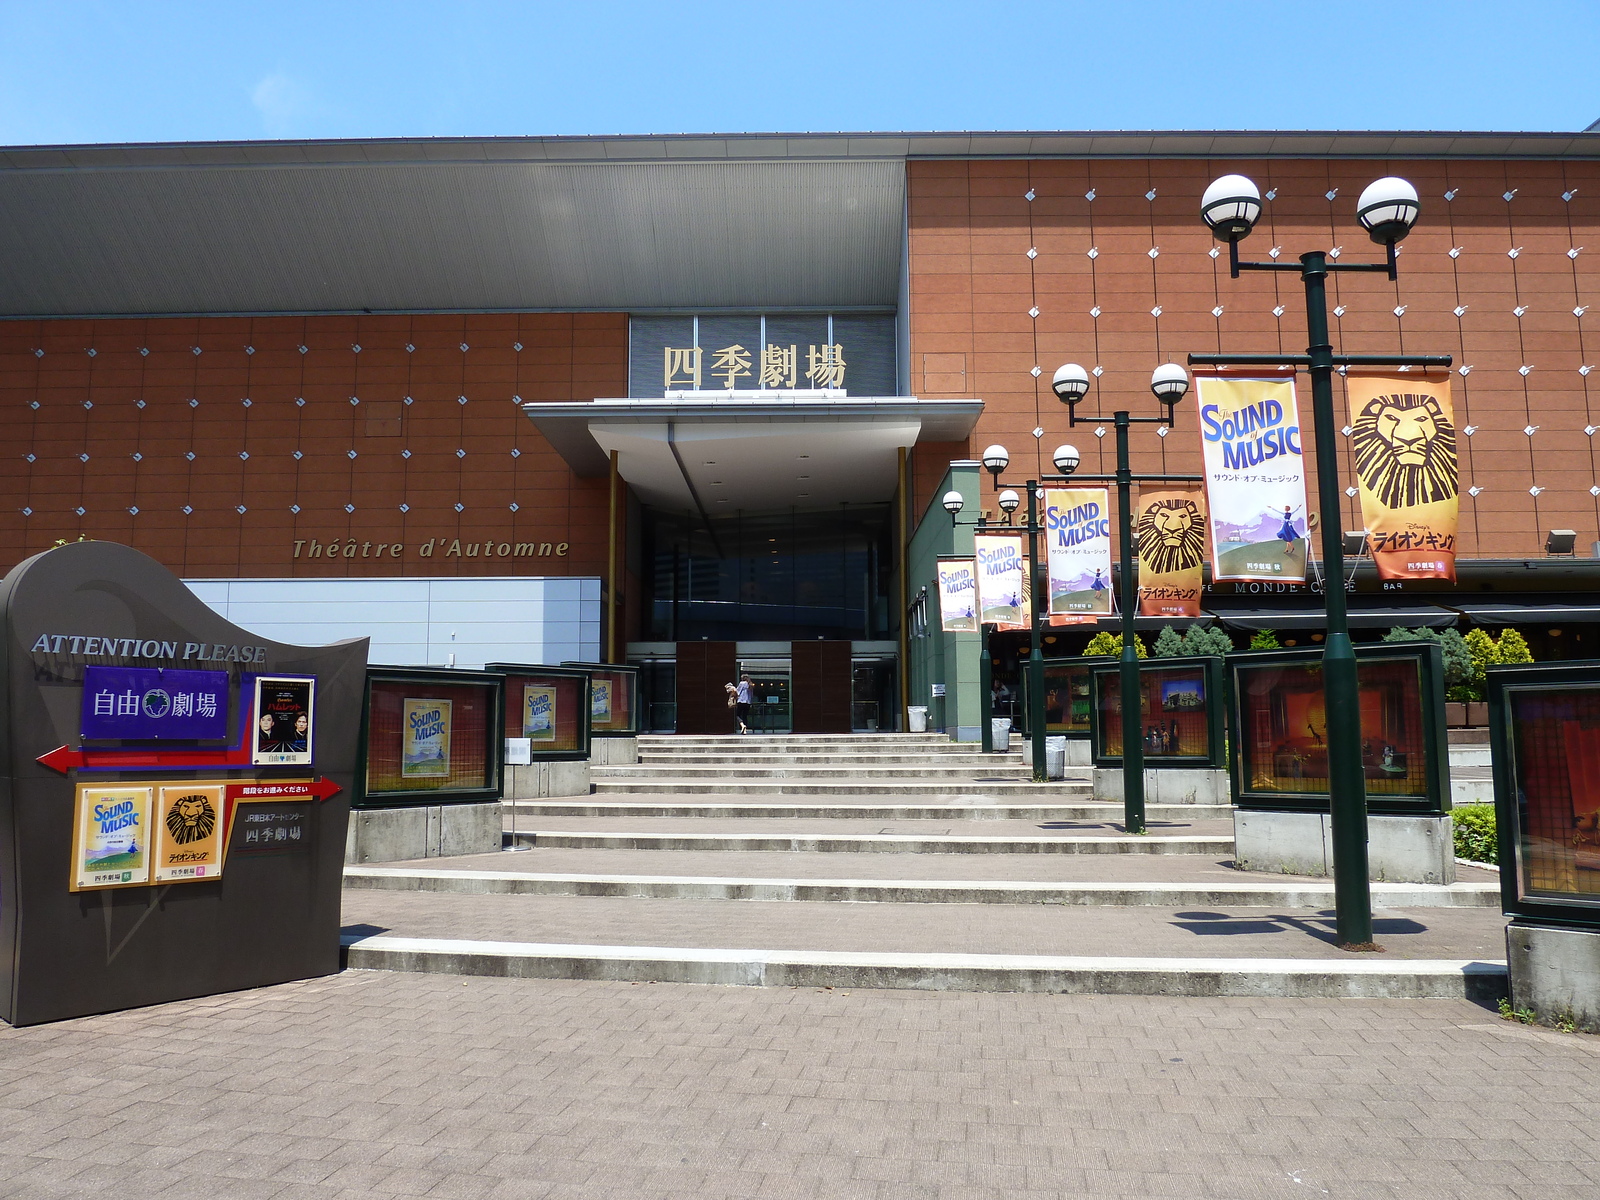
1045, 735, 1067, 780
990, 718, 1012, 750
907, 705, 928, 733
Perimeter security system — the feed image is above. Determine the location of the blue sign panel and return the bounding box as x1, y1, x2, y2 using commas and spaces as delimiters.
81, 666, 229, 740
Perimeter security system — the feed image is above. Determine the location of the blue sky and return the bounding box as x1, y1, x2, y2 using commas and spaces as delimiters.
1, 1, 1596, 145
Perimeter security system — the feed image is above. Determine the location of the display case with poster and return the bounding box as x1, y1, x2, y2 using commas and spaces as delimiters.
1089, 656, 1226, 768
1041, 657, 1113, 739
561, 662, 640, 736
484, 664, 592, 761
1487, 661, 1600, 924
1225, 642, 1448, 816
359, 667, 503, 805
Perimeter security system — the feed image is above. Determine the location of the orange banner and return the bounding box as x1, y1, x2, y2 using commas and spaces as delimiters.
1136, 487, 1208, 617
1345, 372, 1458, 581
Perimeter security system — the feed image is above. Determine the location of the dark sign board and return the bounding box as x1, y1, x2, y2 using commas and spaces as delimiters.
358, 667, 503, 807
1488, 661, 1600, 926
485, 663, 592, 761
0, 542, 367, 1026
1224, 642, 1449, 816
1088, 656, 1226, 768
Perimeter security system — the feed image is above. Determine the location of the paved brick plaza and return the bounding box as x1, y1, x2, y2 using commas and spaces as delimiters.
2, 970, 1597, 1200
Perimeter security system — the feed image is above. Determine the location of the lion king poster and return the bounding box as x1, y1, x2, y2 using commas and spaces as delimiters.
1196, 373, 1309, 583
153, 783, 226, 883
1044, 488, 1113, 621
1136, 487, 1208, 616
1345, 372, 1458, 581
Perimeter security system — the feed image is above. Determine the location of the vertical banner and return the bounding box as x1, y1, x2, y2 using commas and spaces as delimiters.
1345, 372, 1458, 581
973, 532, 1028, 631
1196, 374, 1309, 583
936, 558, 978, 632
1135, 488, 1208, 617
1044, 488, 1113, 621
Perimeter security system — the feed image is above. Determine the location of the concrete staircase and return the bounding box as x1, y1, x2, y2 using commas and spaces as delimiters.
342, 732, 1507, 1000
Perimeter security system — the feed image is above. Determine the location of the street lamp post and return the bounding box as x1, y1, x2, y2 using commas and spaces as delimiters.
1191, 173, 1450, 949
1047, 365, 1202, 833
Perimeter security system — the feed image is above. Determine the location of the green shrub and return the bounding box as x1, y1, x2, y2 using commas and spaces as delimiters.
1152, 625, 1187, 658
1248, 629, 1281, 651
1184, 624, 1235, 656
1497, 628, 1534, 665
1453, 804, 1497, 863
1082, 631, 1147, 658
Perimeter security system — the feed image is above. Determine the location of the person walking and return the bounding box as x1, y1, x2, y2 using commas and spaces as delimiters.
736, 673, 754, 734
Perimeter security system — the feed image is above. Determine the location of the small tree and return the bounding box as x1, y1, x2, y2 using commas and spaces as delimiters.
1248, 629, 1281, 651
1381, 625, 1438, 644
1463, 627, 1499, 700
1152, 625, 1187, 657
1182, 624, 1235, 656
1082, 631, 1147, 658
1496, 628, 1534, 665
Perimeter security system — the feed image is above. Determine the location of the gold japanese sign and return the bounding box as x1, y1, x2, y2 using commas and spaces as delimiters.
1345, 372, 1458, 582
665, 343, 847, 390
1136, 487, 1208, 617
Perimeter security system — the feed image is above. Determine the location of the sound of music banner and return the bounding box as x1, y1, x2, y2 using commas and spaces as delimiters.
936, 558, 978, 632
1136, 487, 1208, 617
1345, 371, 1458, 581
1045, 488, 1113, 623
1196, 374, 1310, 583
974, 531, 1028, 631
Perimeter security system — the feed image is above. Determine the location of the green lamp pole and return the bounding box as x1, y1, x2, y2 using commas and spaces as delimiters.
1042, 365, 1201, 832
1190, 173, 1450, 949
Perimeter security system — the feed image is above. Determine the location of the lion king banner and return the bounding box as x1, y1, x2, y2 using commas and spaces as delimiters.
1196, 373, 1309, 584
1136, 487, 1208, 616
1345, 371, 1458, 581
1044, 488, 1113, 623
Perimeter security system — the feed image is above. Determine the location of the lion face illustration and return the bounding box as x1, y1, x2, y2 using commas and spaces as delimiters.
1351, 393, 1458, 509
1137, 499, 1206, 575
166, 794, 216, 845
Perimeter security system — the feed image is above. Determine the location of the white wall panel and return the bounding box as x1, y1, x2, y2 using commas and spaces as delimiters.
184, 576, 601, 668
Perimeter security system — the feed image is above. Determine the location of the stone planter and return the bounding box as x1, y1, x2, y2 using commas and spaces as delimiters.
1467, 701, 1488, 728
1446, 701, 1467, 728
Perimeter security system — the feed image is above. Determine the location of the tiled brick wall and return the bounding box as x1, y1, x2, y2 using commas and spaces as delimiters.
0, 313, 627, 578
909, 158, 1600, 558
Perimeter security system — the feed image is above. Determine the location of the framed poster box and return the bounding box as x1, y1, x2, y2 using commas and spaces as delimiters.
1088, 656, 1226, 768
1042, 656, 1112, 740
1488, 660, 1600, 926
1224, 642, 1449, 816
484, 663, 592, 762
358, 667, 503, 807
560, 662, 640, 736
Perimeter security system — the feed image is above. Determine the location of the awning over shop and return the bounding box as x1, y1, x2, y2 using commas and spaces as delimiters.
1450, 601, 1600, 625
1208, 605, 1461, 632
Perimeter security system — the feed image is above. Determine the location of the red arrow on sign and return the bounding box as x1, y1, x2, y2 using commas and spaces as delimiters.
37, 742, 256, 774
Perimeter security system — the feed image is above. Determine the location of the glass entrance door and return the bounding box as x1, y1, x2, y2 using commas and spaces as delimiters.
740, 664, 791, 733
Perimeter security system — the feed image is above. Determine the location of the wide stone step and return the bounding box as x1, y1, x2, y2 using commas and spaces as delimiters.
503, 829, 1233, 854
341, 933, 1506, 1001
503, 799, 1228, 820
344, 864, 1502, 908
639, 735, 960, 746
637, 753, 1033, 766
595, 765, 1035, 780
594, 779, 1099, 797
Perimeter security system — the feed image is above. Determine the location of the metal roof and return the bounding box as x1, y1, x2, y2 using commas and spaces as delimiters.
3, 129, 1598, 320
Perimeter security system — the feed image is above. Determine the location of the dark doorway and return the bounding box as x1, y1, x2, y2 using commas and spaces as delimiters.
792, 641, 852, 733
674, 641, 737, 734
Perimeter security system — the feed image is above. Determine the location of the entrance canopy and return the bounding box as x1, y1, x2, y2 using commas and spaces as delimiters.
524, 394, 983, 511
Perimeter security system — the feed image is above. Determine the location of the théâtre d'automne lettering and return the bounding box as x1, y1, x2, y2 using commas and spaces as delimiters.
294, 536, 570, 560
1200, 397, 1303, 469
